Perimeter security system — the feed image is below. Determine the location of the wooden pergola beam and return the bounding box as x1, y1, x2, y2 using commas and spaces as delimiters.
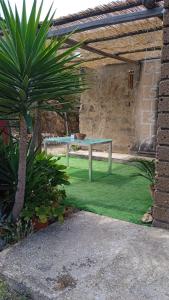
142, 0, 163, 20
115, 45, 161, 55
51, 0, 162, 26
52, 1, 142, 26
60, 26, 162, 50
66, 38, 139, 64
85, 26, 162, 44
48, 7, 163, 38
69, 46, 162, 64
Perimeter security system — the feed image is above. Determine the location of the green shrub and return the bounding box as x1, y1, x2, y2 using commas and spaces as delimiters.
22, 152, 69, 223
0, 139, 18, 216
128, 158, 155, 185
0, 139, 69, 243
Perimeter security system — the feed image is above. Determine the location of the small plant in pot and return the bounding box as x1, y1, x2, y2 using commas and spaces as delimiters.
128, 158, 156, 223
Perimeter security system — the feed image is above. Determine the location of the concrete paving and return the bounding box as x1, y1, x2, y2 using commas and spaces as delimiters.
0, 211, 169, 300
42, 144, 152, 163
69, 150, 151, 163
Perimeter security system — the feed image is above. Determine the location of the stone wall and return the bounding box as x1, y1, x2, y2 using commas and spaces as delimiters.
153, 1, 169, 229
80, 60, 160, 153
134, 60, 160, 153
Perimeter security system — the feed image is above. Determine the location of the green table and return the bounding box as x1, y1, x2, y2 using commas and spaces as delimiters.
43, 137, 112, 182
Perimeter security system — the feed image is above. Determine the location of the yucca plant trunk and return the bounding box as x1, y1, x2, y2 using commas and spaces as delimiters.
29, 109, 42, 154
12, 116, 27, 221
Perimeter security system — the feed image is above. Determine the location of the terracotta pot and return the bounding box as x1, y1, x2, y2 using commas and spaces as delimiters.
32, 218, 48, 231
74, 133, 86, 140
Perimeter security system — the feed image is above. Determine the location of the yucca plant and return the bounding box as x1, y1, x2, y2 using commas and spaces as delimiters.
128, 158, 156, 198
0, 0, 84, 220
129, 159, 155, 184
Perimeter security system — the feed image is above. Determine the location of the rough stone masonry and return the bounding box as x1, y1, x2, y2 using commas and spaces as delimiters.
153, 0, 169, 229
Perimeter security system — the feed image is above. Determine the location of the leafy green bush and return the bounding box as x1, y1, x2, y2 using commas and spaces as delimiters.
23, 152, 69, 223
0, 139, 18, 216
0, 138, 69, 230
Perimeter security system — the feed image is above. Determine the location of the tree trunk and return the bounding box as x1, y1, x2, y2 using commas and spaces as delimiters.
12, 116, 27, 221
64, 112, 69, 136
29, 109, 42, 154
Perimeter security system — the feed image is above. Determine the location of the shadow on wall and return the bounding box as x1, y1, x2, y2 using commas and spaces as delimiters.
131, 135, 156, 155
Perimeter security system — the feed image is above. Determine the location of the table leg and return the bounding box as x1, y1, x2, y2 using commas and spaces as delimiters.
89, 144, 93, 182
108, 142, 112, 174
66, 144, 69, 167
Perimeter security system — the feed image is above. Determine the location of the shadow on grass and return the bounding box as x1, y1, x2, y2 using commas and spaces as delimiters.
68, 168, 136, 186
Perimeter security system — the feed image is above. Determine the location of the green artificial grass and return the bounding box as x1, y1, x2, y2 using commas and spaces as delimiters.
60, 157, 152, 225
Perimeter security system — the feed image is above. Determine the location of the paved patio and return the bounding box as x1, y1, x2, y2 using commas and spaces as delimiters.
0, 211, 169, 300
43, 144, 152, 163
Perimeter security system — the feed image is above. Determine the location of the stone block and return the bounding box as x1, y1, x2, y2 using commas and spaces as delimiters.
156, 161, 169, 176
164, 0, 169, 8
159, 80, 169, 96
161, 63, 169, 79
158, 97, 169, 112
162, 45, 169, 62
157, 129, 169, 144
153, 219, 169, 229
155, 191, 169, 207
153, 205, 169, 223
156, 176, 169, 192
158, 113, 169, 128
164, 28, 169, 44
163, 10, 169, 26
157, 145, 169, 160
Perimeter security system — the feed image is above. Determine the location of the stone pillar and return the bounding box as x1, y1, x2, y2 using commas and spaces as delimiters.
153, 0, 169, 229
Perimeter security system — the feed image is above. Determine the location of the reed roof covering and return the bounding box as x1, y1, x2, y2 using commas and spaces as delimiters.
50, 0, 163, 68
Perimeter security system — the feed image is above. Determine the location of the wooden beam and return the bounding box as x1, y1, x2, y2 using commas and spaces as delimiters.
69, 46, 161, 64
51, 0, 163, 26
115, 46, 161, 55
142, 0, 163, 20
52, 0, 143, 26
60, 26, 162, 50
66, 38, 138, 64
85, 26, 162, 44
142, 56, 161, 61
48, 7, 163, 38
